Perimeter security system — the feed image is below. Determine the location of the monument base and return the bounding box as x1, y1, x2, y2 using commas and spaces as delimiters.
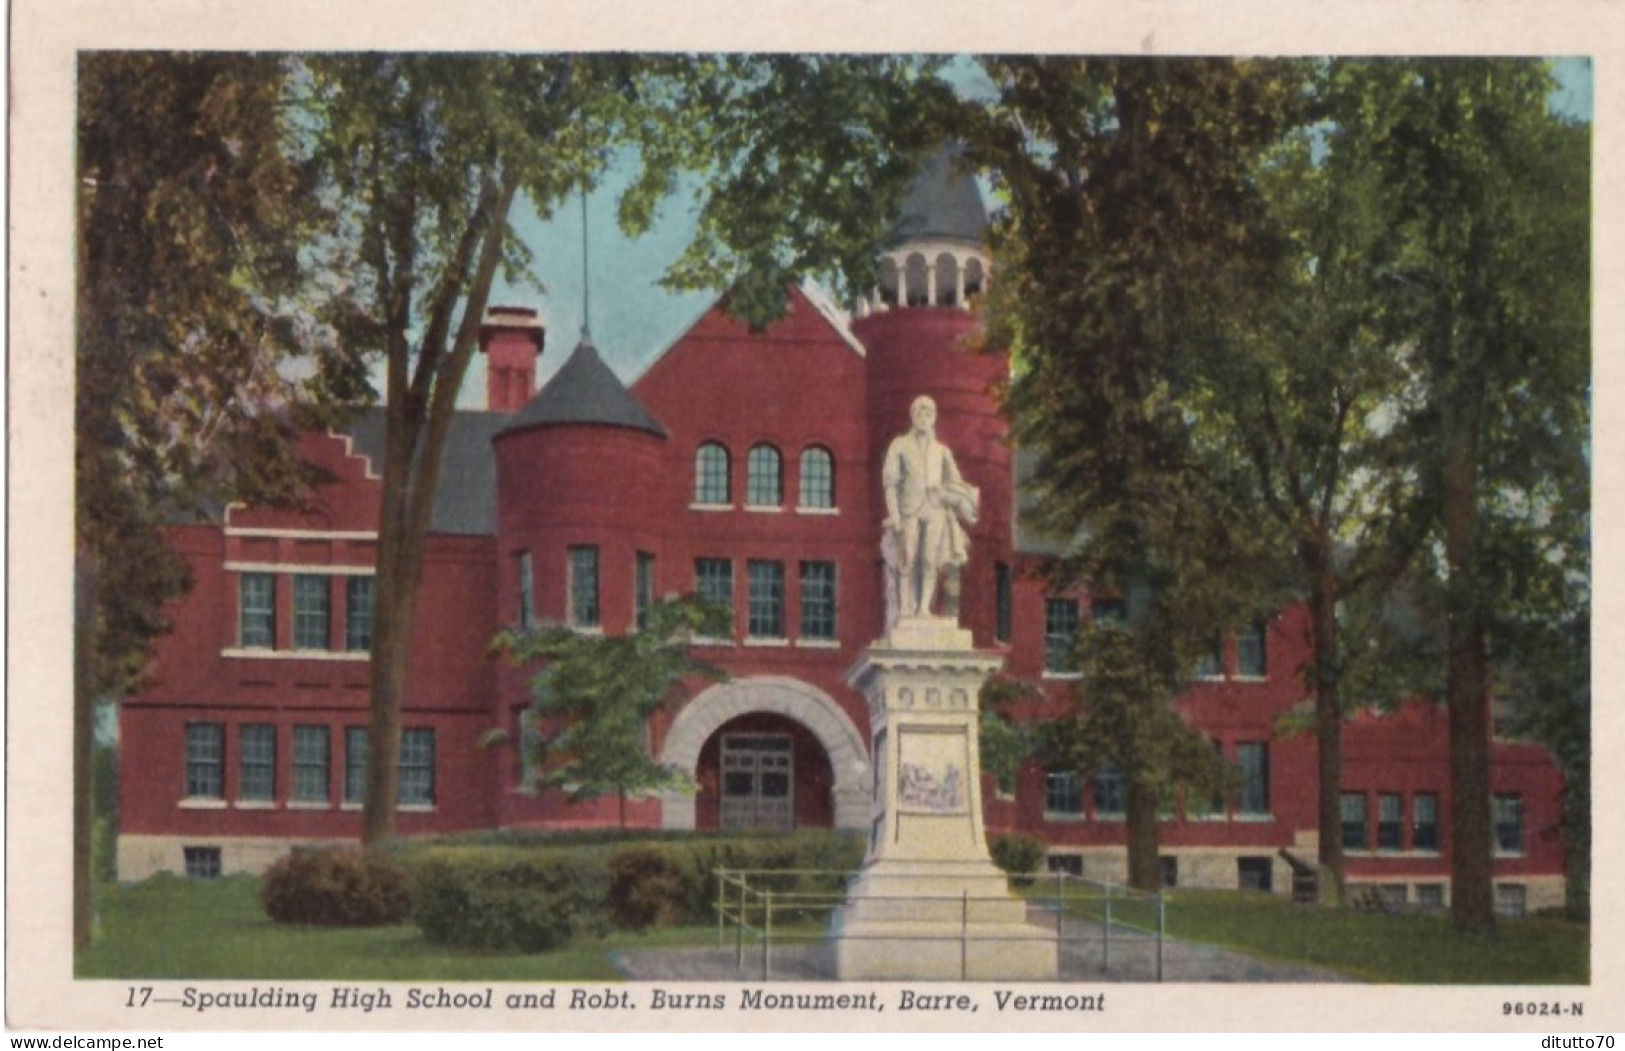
831, 860, 1059, 981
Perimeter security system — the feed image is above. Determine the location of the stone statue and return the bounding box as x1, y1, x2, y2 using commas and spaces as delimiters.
882, 395, 979, 628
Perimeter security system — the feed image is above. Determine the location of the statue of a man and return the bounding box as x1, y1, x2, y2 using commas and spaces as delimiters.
882, 395, 979, 626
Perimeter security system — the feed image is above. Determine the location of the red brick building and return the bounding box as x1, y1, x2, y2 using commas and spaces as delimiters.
118, 153, 1566, 913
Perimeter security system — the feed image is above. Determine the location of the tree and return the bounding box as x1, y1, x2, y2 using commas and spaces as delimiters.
297, 54, 953, 845
952, 57, 1308, 890
1181, 62, 1438, 899
1354, 59, 1590, 931
75, 53, 347, 947
495, 598, 730, 826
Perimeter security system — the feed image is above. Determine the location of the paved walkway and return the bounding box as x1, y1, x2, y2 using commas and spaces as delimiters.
612, 918, 1356, 984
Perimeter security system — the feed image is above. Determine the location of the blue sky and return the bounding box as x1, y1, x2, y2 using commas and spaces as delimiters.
462, 56, 1594, 409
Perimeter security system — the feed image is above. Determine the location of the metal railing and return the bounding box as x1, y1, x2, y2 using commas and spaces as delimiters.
713, 867, 1165, 982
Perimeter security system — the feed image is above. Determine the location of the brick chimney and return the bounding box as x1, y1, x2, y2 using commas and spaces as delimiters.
478, 305, 546, 412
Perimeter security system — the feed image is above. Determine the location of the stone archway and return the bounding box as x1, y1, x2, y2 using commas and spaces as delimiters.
658, 677, 871, 830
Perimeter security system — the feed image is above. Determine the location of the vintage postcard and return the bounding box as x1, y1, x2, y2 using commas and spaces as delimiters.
7, 0, 1622, 1036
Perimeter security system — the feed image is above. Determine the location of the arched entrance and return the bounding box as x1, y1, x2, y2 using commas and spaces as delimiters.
658, 677, 871, 831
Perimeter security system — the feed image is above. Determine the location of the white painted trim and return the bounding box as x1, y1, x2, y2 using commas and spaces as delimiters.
226, 561, 376, 576
327, 428, 382, 480
742, 637, 790, 648
1042, 672, 1083, 682
287, 801, 334, 811
795, 506, 840, 516
225, 527, 379, 541
689, 502, 734, 513
743, 504, 786, 514
221, 648, 370, 662
233, 800, 276, 810
178, 798, 228, 810
795, 638, 841, 650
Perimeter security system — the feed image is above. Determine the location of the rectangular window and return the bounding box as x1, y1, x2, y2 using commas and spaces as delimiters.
1378, 884, 1408, 909
293, 574, 331, 650
1237, 856, 1274, 893
695, 558, 734, 627
1159, 856, 1179, 889
1378, 793, 1404, 851
1047, 854, 1084, 877
747, 560, 785, 638
1494, 793, 1525, 854
799, 561, 837, 641
238, 724, 275, 803
1193, 636, 1224, 678
517, 551, 534, 630
345, 576, 374, 651
1237, 620, 1268, 677
344, 728, 367, 805
1093, 764, 1125, 818
1237, 742, 1270, 816
400, 729, 436, 807
1044, 771, 1083, 816
1413, 792, 1440, 851
1340, 792, 1368, 851
995, 563, 1012, 643
185, 723, 224, 799
1415, 884, 1446, 911
239, 573, 275, 649
292, 726, 331, 804
1044, 598, 1080, 673
635, 552, 656, 630
568, 546, 600, 629
184, 846, 222, 880
1495, 884, 1528, 919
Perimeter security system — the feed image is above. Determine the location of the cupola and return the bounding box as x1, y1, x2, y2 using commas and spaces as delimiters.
854, 146, 992, 318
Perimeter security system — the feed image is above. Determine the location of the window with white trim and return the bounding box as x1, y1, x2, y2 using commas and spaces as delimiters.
1341, 792, 1368, 851
695, 558, 734, 626
635, 552, 656, 630
400, 729, 436, 807
1494, 793, 1525, 854
1093, 764, 1125, 818
185, 723, 224, 799
798, 447, 834, 509
292, 726, 331, 804
239, 573, 275, 649
746, 444, 783, 507
1378, 793, 1403, 850
344, 727, 367, 805
1237, 620, 1268, 677
799, 561, 837, 641
1237, 742, 1270, 816
747, 560, 785, 639
1044, 598, 1080, 673
184, 846, 223, 879
293, 574, 331, 649
238, 724, 275, 803
1044, 771, 1083, 816
517, 551, 534, 630
569, 546, 600, 629
694, 443, 731, 505
1413, 792, 1440, 851
346, 576, 374, 651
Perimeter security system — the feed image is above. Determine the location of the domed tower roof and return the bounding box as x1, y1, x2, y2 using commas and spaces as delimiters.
499, 336, 667, 438
889, 145, 989, 247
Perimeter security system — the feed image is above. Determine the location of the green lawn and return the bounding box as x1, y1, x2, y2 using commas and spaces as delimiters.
76, 875, 698, 981
79, 874, 1588, 985
1042, 888, 1588, 984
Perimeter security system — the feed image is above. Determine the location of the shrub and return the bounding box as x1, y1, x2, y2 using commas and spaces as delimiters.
990, 834, 1046, 884
411, 847, 610, 952
261, 849, 411, 927
608, 847, 693, 930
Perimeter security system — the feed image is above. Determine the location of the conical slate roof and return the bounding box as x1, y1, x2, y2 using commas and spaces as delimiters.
889, 145, 989, 246
499, 336, 667, 438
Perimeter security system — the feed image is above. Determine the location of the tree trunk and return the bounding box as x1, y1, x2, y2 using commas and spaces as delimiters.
1443, 408, 1495, 932
1124, 779, 1161, 892
73, 555, 98, 951
1307, 547, 1345, 904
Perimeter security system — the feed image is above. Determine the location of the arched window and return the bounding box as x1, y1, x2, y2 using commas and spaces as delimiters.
694, 442, 730, 505
798, 446, 835, 510
904, 253, 930, 307
746, 444, 782, 507
935, 252, 961, 307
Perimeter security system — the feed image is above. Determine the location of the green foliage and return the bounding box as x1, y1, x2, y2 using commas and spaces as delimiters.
411, 848, 609, 952
495, 597, 729, 818
607, 847, 691, 930
989, 834, 1047, 882
261, 849, 412, 927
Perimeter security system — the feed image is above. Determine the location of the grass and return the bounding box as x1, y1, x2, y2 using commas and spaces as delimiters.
79, 872, 1588, 985
1032, 886, 1588, 984
77, 875, 683, 981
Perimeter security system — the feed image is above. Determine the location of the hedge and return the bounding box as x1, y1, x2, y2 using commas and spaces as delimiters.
261, 849, 412, 927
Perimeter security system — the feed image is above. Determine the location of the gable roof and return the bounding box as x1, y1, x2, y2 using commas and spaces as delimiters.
346, 408, 507, 535
499, 336, 667, 439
